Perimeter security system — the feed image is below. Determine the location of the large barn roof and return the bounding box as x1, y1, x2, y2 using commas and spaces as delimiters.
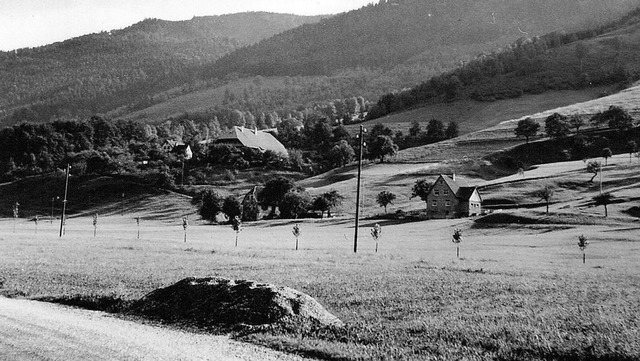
216, 127, 287, 156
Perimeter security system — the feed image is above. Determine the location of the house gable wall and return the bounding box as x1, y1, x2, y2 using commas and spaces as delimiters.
427, 176, 460, 219
426, 175, 482, 219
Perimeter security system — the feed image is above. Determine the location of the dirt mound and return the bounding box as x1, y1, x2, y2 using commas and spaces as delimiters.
129, 277, 343, 330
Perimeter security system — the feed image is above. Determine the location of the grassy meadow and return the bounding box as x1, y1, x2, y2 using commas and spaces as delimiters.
1, 211, 639, 360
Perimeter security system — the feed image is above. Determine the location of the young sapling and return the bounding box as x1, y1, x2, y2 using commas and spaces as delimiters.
292, 223, 301, 250
371, 223, 381, 253
452, 228, 463, 258
182, 216, 188, 242
231, 216, 242, 247
578, 234, 589, 264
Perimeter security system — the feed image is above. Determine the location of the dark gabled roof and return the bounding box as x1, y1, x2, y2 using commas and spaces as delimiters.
457, 187, 477, 201
436, 175, 479, 201
172, 144, 190, 153
216, 126, 287, 156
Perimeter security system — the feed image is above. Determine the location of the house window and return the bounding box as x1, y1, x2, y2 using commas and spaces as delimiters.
443, 189, 449, 195
445, 201, 451, 207
434, 189, 439, 196
432, 201, 437, 207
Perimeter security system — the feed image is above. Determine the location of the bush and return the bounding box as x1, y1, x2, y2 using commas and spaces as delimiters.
279, 191, 312, 219
199, 189, 224, 222
222, 195, 242, 220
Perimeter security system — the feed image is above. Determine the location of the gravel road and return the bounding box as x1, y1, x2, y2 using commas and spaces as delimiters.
0, 297, 305, 360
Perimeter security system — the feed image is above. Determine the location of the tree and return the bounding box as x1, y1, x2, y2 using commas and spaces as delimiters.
258, 176, 295, 217
425, 119, 445, 141
92, 213, 98, 237
276, 118, 303, 148
568, 115, 585, 133
279, 191, 311, 219
589, 111, 606, 128
602, 147, 613, 165
327, 140, 355, 168
535, 184, 554, 214
198, 189, 224, 222
182, 216, 189, 243
627, 141, 638, 163
593, 192, 613, 217
371, 223, 381, 253
411, 179, 432, 209
222, 195, 242, 220
306, 118, 333, 150
376, 191, 396, 213
367, 135, 398, 163
332, 125, 351, 143
408, 121, 422, 138
586, 160, 601, 182
12, 202, 19, 233
601, 105, 634, 132
452, 228, 463, 258
369, 123, 393, 139
231, 216, 242, 247
312, 190, 343, 218
545, 113, 570, 139
578, 234, 589, 264
514, 118, 539, 143
292, 223, 301, 251
287, 148, 304, 171
445, 122, 459, 139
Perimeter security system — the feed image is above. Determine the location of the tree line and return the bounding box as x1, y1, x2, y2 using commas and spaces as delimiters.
492, 105, 639, 171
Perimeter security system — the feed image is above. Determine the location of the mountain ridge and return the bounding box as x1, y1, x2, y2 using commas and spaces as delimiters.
0, 12, 326, 127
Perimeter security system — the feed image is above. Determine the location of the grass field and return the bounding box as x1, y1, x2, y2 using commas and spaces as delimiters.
1, 207, 639, 360
348, 86, 613, 137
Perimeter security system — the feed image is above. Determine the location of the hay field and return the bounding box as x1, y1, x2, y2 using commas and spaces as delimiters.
1, 210, 639, 360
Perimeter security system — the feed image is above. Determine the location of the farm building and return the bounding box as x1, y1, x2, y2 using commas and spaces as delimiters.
171, 143, 192, 160
215, 126, 288, 157
427, 174, 482, 218
161, 140, 192, 158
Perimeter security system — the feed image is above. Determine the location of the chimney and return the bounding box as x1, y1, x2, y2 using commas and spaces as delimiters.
452, 173, 456, 181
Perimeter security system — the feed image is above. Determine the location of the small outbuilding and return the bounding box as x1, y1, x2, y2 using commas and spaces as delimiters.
427, 174, 482, 218
171, 143, 192, 160
162, 140, 192, 160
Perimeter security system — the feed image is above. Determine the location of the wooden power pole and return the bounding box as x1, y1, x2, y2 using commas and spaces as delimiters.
354, 125, 365, 253
59, 164, 70, 237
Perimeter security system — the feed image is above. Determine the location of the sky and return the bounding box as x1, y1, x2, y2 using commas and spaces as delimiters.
0, 0, 374, 51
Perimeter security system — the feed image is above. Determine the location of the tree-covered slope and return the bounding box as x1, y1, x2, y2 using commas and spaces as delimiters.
206, 0, 640, 78
0, 13, 324, 127
367, 7, 640, 120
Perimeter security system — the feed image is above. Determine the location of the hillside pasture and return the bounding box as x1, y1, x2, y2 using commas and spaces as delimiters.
352, 86, 612, 137
1, 212, 639, 360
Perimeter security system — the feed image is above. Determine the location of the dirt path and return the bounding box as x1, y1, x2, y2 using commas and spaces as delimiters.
0, 297, 305, 361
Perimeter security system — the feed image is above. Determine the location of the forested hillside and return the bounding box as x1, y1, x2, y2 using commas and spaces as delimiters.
367, 7, 640, 120
3, 1, 640, 133
207, 0, 640, 78
0, 13, 324, 127
122, 3, 640, 132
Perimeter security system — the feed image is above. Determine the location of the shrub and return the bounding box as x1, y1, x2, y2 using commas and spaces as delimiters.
222, 195, 242, 220
279, 191, 312, 219
198, 189, 224, 222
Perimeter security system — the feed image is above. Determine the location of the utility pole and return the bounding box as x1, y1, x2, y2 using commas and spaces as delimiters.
50, 197, 55, 224
181, 159, 185, 186
354, 125, 365, 253
59, 164, 70, 237
599, 159, 603, 195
